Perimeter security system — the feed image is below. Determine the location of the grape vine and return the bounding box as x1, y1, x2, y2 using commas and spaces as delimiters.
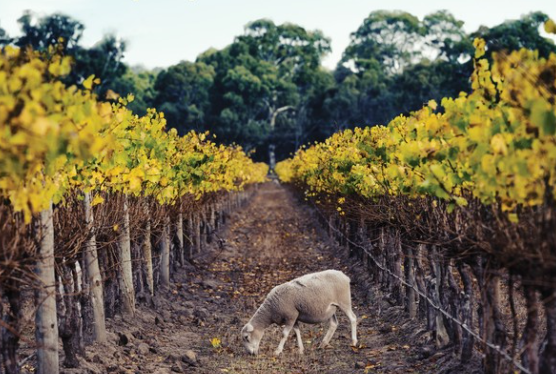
276, 39, 556, 221
0, 46, 268, 223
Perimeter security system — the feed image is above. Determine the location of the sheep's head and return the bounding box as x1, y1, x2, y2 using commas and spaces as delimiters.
241, 323, 263, 355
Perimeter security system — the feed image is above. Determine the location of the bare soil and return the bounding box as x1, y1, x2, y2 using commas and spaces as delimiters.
35, 182, 475, 374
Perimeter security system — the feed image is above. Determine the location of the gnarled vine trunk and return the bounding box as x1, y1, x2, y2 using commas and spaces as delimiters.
83, 192, 106, 342
35, 203, 59, 374
118, 196, 135, 317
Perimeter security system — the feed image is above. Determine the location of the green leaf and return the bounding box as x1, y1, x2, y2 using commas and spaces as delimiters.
531, 100, 556, 136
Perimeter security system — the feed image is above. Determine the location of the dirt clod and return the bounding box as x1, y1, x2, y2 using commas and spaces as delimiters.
181, 350, 198, 367
117, 332, 132, 346
137, 343, 150, 355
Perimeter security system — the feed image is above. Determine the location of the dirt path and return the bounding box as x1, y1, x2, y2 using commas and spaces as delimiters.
77, 182, 460, 374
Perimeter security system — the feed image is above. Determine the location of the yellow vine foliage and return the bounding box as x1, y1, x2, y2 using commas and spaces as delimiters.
276, 38, 556, 219
0, 46, 268, 222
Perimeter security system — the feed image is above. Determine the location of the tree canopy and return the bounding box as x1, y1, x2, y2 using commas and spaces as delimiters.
2, 9, 554, 166
194, 19, 332, 163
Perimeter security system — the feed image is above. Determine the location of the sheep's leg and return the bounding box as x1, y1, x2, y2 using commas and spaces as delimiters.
347, 309, 358, 346
274, 322, 295, 356
320, 313, 338, 348
293, 322, 304, 354
338, 304, 358, 346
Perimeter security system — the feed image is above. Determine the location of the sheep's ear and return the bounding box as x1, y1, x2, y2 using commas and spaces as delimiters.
245, 324, 254, 332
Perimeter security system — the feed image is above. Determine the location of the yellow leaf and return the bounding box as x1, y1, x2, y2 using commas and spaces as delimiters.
105, 89, 120, 100
454, 196, 468, 207
508, 213, 519, 223
91, 195, 104, 206
113, 224, 119, 231
129, 176, 142, 191
544, 19, 556, 34
490, 134, 507, 155
210, 337, 221, 348
83, 75, 95, 90
473, 38, 486, 59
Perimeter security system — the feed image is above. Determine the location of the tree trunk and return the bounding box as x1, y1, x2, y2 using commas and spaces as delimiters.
415, 244, 428, 320
445, 260, 462, 348
344, 221, 351, 255
426, 275, 437, 333
378, 228, 387, 288
357, 215, 367, 264
83, 192, 106, 342
521, 284, 539, 374
472, 257, 486, 356
268, 105, 294, 169
268, 144, 277, 170
201, 207, 209, 245
487, 273, 506, 374
143, 204, 154, 296
429, 246, 449, 347
188, 213, 195, 258
214, 203, 221, 231
1, 288, 21, 374
476, 262, 506, 374
177, 212, 185, 266
160, 215, 171, 287
208, 204, 216, 244
133, 242, 144, 295
404, 246, 417, 319
194, 213, 201, 254
35, 203, 59, 374
72, 264, 85, 356
59, 263, 80, 368
458, 262, 475, 364
220, 202, 227, 225
118, 196, 135, 317
79, 255, 94, 345
540, 286, 556, 374
390, 229, 403, 304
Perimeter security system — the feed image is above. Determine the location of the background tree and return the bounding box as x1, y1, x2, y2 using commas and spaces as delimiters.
332, 10, 472, 128
287, 68, 335, 150
0, 24, 11, 47
197, 19, 331, 164
72, 35, 127, 95
153, 61, 215, 134
110, 66, 159, 116
12, 12, 128, 99
15, 11, 84, 53
423, 10, 472, 62
342, 11, 424, 75
473, 11, 556, 59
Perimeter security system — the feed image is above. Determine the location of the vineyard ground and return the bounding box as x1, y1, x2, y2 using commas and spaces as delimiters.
35, 182, 479, 374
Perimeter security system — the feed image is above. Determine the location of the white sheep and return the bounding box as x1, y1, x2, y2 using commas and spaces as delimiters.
241, 269, 357, 356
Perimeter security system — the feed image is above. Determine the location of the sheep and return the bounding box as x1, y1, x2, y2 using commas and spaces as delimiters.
241, 269, 357, 356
